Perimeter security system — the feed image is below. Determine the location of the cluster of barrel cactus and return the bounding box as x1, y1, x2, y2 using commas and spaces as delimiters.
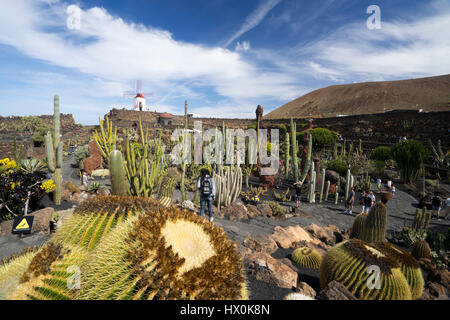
1, 196, 248, 300
350, 202, 387, 243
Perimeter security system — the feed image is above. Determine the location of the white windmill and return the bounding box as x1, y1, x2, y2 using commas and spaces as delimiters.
123, 80, 153, 111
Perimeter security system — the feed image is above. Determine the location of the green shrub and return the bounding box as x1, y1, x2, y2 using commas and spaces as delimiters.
326, 158, 348, 176
73, 145, 90, 167
391, 140, 428, 183
371, 146, 392, 161
297, 128, 338, 152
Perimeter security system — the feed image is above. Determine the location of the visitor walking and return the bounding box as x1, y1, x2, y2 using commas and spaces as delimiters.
344, 187, 355, 215
391, 184, 396, 197
359, 191, 366, 213
363, 193, 373, 213
376, 178, 382, 193
386, 179, 392, 190
197, 168, 216, 222
81, 169, 89, 187
369, 192, 376, 207
431, 192, 443, 221
294, 182, 302, 208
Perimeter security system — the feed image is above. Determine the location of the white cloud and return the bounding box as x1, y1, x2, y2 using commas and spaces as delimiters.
224, 0, 281, 48
235, 41, 251, 52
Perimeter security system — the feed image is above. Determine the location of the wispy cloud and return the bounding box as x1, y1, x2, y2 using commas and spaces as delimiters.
235, 41, 251, 52
224, 0, 281, 48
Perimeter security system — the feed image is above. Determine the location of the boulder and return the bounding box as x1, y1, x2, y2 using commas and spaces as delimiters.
425, 282, 448, 298
248, 252, 298, 289
325, 170, 339, 184
0, 220, 14, 236
316, 281, 357, 300
221, 203, 248, 221
246, 204, 260, 219
31, 207, 55, 235
257, 203, 273, 217
181, 200, 196, 211
270, 225, 322, 249
242, 234, 278, 254
427, 269, 450, 289
82, 140, 103, 174
304, 223, 336, 246
296, 281, 317, 299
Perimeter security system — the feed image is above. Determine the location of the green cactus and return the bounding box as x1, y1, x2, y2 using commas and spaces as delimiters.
411, 239, 431, 260
344, 169, 350, 200
308, 161, 316, 203
290, 117, 299, 181
109, 150, 127, 196
180, 101, 189, 201
291, 247, 322, 269
92, 115, 118, 167
373, 242, 424, 300
412, 208, 431, 231
77, 205, 248, 300
319, 239, 412, 300
324, 180, 330, 201
44, 95, 63, 205
348, 142, 354, 156
319, 169, 326, 203
285, 132, 290, 179
360, 202, 387, 243
298, 131, 312, 186
214, 165, 242, 211
350, 212, 368, 239
359, 139, 363, 155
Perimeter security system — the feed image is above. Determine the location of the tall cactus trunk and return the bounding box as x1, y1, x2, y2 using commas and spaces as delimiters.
290, 117, 298, 181
110, 150, 127, 196
319, 168, 326, 203
180, 101, 188, 201
285, 132, 290, 179
298, 131, 312, 185
345, 169, 351, 201
325, 180, 330, 201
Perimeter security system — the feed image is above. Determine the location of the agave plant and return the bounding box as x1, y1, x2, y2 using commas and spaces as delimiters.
87, 182, 105, 195
20, 159, 46, 174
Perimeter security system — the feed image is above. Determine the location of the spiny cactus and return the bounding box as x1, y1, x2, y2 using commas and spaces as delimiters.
411, 239, 431, 260
324, 180, 330, 201
78, 206, 248, 300
0, 247, 40, 299
109, 150, 127, 196
412, 208, 431, 231
8, 242, 88, 300
319, 239, 412, 300
44, 95, 63, 205
285, 132, 290, 179
291, 247, 322, 269
350, 212, 368, 239
290, 117, 299, 181
298, 131, 312, 187
360, 202, 387, 243
92, 115, 118, 167
345, 169, 351, 200
373, 242, 424, 300
319, 168, 326, 203
273, 188, 291, 202
214, 165, 242, 211
52, 196, 160, 251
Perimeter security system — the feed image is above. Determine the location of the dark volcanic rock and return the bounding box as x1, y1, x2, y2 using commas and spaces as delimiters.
316, 281, 358, 300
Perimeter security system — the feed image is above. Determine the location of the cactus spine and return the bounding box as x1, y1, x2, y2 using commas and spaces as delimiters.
109, 150, 127, 196
325, 180, 330, 201
44, 95, 62, 205
290, 117, 298, 181
319, 168, 326, 203
361, 202, 387, 243
285, 132, 290, 179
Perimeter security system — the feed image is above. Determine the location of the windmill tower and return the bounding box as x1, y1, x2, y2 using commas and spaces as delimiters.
123, 80, 153, 111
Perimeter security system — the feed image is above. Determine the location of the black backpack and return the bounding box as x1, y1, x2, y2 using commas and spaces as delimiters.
200, 175, 212, 196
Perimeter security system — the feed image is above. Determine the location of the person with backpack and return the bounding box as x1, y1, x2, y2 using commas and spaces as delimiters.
197, 168, 216, 222
363, 192, 373, 213
294, 182, 302, 208
431, 192, 443, 221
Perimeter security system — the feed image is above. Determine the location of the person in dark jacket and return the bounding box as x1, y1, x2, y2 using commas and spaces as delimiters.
197, 168, 216, 222
294, 182, 302, 208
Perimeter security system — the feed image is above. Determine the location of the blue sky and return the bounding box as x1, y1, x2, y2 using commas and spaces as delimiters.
0, 0, 449, 125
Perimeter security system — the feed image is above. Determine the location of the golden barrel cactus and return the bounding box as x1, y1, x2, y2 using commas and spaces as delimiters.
291, 247, 322, 269
350, 212, 368, 239
411, 239, 431, 260
319, 239, 412, 300
373, 242, 424, 300
77, 205, 248, 300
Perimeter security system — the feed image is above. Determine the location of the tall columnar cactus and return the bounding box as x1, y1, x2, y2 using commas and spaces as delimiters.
180, 101, 189, 201
319, 168, 326, 203
333, 142, 337, 160
319, 239, 412, 300
345, 169, 351, 200
290, 117, 298, 181
124, 118, 167, 197
359, 139, 363, 155
214, 165, 242, 211
412, 208, 431, 231
308, 161, 316, 203
44, 95, 63, 205
342, 139, 346, 157
428, 139, 449, 166
285, 132, 290, 179
361, 202, 387, 243
109, 150, 127, 196
92, 115, 118, 167
325, 180, 330, 201
298, 131, 312, 186
348, 142, 354, 156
